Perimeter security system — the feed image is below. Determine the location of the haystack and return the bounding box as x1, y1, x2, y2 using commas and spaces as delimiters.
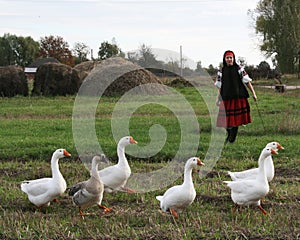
73, 60, 101, 85
32, 63, 80, 96
79, 57, 169, 96
167, 77, 193, 87
0, 65, 28, 97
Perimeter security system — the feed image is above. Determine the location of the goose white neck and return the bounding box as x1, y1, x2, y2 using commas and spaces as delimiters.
183, 165, 194, 187
51, 154, 62, 179
117, 144, 129, 167
257, 153, 268, 181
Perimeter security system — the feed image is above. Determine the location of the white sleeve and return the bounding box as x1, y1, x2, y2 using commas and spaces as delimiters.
239, 66, 252, 83
242, 74, 252, 83
215, 81, 222, 88
214, 71, 222, 88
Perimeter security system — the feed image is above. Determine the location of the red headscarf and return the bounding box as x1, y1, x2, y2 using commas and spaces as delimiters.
225, 51, 234, 58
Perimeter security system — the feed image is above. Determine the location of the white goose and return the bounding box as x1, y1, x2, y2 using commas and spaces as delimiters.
98, 136, 137, 193
224, 147, 278, 215
72, 155, 111, 217
228, 142, 284, 182
21, 149, 71, 207
156, 157, 204, 218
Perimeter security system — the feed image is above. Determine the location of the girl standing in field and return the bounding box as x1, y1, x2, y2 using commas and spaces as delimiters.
215, 50, 257, 143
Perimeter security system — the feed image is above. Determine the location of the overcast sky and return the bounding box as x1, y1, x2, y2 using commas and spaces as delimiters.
1, 0, 268, 68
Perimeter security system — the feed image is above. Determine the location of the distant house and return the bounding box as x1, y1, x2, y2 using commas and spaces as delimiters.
24, 57, 60, 74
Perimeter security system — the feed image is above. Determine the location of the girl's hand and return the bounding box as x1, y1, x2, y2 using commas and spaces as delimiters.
253, 94, 257, 102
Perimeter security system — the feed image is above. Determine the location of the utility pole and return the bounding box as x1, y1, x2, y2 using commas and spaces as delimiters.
180, 45, 183, 76
298, 50, 300, 79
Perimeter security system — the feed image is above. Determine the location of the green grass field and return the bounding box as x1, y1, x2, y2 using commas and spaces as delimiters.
0, 80, 299, 239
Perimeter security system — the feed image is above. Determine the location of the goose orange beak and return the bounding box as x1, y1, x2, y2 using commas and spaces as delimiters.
130, 136, 138, 144
271, 149, 278, 155
197, 158, 205, 166
277, 143, 284, 150
63, 149, 71, 157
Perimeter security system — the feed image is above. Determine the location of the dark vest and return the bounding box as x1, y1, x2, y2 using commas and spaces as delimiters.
220, 65, 249, 100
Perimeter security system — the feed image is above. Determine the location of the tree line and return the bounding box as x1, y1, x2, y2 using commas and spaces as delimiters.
0, 0, 299, 76
0, 33, 283, 80
0, 33, 122, 67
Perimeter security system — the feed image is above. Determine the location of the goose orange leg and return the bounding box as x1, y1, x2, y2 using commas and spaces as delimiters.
79, 209, 85, 217
98, 204, 112, 213
121, 187, 136, 193
78, 208, 87, 219
170, 208, 178, 218
258, 205, 267, 215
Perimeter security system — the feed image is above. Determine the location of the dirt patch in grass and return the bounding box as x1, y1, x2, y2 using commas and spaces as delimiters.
275, 166, 300, 177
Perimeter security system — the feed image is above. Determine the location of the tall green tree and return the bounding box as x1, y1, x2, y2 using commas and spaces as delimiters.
39, 35, 74, 66
0, 34, 15, 66
0, 33, 39, 67
17, 36, 40, 67
98, 41, 121, 60
252, 0, 300, 73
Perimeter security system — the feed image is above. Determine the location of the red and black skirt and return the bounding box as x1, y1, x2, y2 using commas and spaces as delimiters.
216, 98, 252, 128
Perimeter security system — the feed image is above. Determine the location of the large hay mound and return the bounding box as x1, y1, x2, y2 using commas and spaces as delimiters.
32, 63, 80, 96
80, 57, 169, 96
167, 77, 193, 87
73, 61, 101, 85
0, 65, 28, 97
